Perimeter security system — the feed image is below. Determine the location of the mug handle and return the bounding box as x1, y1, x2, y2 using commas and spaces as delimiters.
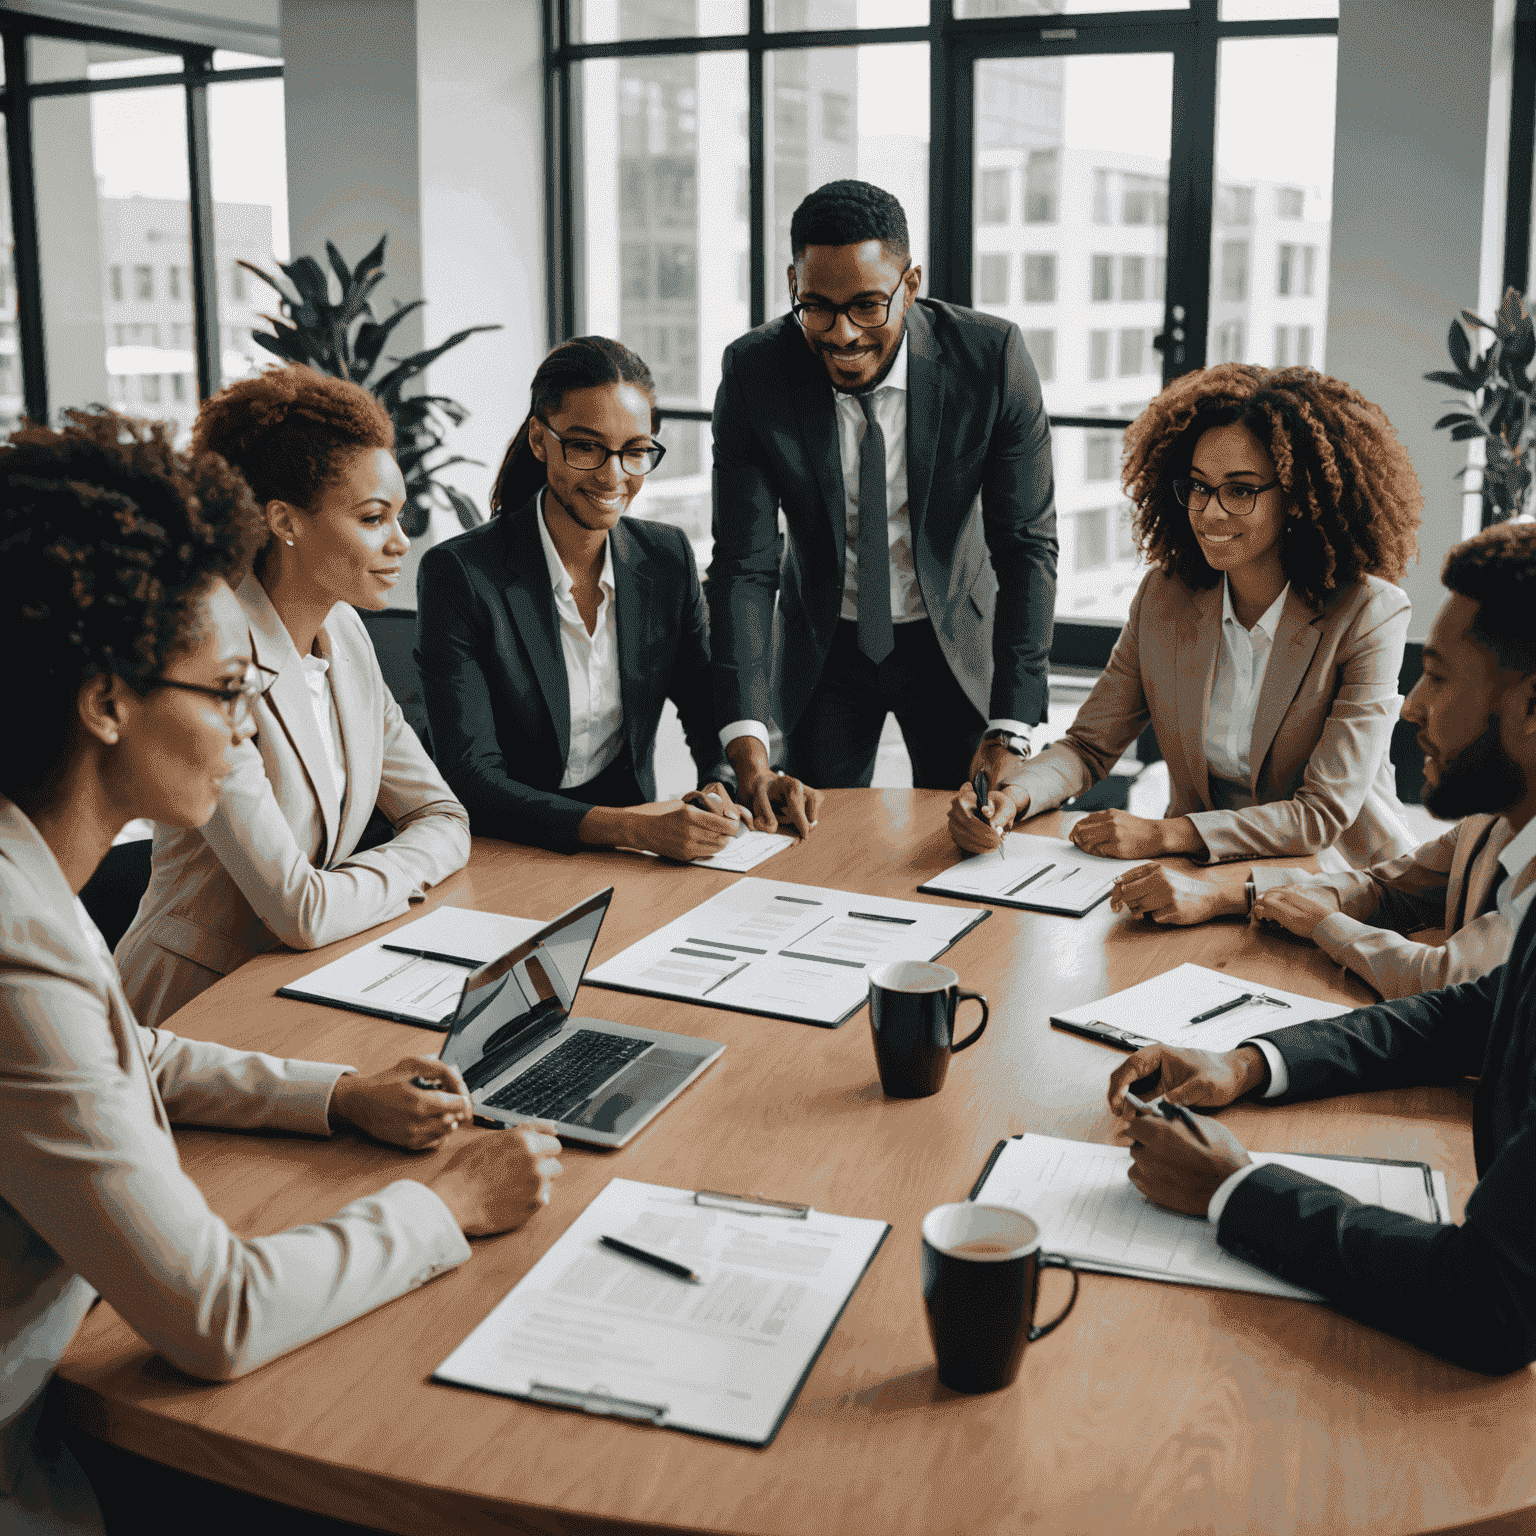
1027, 1254, 1079, 1342
951, 992, 989, 1052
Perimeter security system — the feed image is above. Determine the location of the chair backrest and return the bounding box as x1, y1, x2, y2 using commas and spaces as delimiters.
357, 607, 430, 752
81, 838, 152, 952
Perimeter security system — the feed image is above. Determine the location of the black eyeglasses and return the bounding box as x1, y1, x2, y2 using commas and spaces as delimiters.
790, 268, 911, 333
1171, 477, 1282, 517
536, 419, 666, 476
151, 661, 278, 726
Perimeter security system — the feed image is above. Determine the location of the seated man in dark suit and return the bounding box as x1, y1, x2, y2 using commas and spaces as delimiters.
709, 179, 1058, 821
1103, 521, 1536, 1374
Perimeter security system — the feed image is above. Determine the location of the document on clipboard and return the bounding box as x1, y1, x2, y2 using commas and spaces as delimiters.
918, 836, 1144, 916
433, 1178, 889, 1446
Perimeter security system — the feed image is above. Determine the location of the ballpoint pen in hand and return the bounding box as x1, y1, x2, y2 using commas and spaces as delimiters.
972, 771, 1007, 859
1123, 1089, 1207, 1142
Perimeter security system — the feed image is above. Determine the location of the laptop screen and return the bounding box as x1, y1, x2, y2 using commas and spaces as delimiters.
441, 889, 612, 1077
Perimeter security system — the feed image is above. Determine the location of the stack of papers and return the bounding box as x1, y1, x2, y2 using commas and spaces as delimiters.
973, 1133, 1447, 1301
919, 836, 1145, 916
691, 828, 795, 872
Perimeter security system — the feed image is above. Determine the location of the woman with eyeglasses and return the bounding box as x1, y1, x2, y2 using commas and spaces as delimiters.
116, 366, 470, 1027
949, 364, 1424, 926
416, 335, 813, 857
0, 412, 561, 1535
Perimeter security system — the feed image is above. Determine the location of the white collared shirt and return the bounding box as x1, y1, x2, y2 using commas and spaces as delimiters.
536, 495, 625, 790
299, 653, 347, 804
1205, 578, 1291, 786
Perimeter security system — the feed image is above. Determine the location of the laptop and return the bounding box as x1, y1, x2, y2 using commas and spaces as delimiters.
437, 888, 724, 1149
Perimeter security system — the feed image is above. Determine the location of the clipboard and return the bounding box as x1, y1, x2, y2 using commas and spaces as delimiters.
433, 1178, 890, 1446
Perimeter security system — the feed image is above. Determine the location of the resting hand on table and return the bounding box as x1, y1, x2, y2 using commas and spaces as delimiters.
1106, 1042, 1271, 1115
1116, 1099, 1253, 1217
724, 736, 822, 838
329, 1056, 475, 1151
1109, 863, 1251, 926
1250, 884, 1342, 941
948, 779, 1026, 854
426, 1121, 565, 1237
1068, 810, 1203, 861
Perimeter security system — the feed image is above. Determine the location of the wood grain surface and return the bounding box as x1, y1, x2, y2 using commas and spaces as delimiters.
51, 792, 1536, 1536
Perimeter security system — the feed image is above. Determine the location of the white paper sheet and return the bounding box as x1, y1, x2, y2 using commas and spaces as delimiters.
920, 836, 1145, 916
434, 1178, 889, 1444
1053, 962, 1354, 1053
974, 1133, 1445, 1302
691, 829, 796, 872
276, 906, 544, 1026
585, 877, 987, 1025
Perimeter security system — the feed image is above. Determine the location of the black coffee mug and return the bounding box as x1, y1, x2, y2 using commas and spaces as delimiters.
920, 1202, 1078, 1394
868, 960, 988, 1098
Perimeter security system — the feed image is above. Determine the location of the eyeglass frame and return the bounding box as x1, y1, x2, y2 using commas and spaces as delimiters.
534, 417, 667, 476
1171, 477, 1283, 518
149, 661, 279, 725
789, 265, 913, 333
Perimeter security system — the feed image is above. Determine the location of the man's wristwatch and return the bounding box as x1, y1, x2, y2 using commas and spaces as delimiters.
980, 728, 1031, 759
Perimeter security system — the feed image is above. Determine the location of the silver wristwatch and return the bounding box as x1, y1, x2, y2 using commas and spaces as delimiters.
980, 728, 1031, 759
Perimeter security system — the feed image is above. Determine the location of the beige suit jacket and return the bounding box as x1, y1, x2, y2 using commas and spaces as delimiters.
1016, 569, 1415, 868
0, 800, 469, 1533
1252, 813, 1527, 998
116, 575, 471, 1027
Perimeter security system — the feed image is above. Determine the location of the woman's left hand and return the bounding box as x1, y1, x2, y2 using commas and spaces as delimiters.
1109, 863, 1247, 926
1070, 809, 1175, 860
329, 1055, 475, 1151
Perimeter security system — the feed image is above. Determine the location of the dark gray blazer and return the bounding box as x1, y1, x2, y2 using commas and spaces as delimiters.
414, 495, 722, 852
1222, 896, 1536, 1374
707, 298, 1059, 736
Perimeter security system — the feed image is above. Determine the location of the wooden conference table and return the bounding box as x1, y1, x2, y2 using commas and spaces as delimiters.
51, 792, 1534, 1536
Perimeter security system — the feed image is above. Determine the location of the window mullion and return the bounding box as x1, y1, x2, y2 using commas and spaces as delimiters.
4, 28, 47, 424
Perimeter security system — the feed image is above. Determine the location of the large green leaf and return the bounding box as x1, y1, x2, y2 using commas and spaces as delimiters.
324, 241, 353, 300
351, 300, 426, 383
1424, 368, 1478, 391
238, 259, 298, 307
1451, 421, 1488, 440
281, 254, 333, 310
443, 484, 484, 529
372, 325, 504, 404
253, 327, 313, 365
1434, 412, 1476, 430
353, 234, 387, 285
339, 268, 387, 328
1448, 318, 1472, 375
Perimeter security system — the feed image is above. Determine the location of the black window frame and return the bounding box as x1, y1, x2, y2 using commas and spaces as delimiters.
0, 13, 283, 425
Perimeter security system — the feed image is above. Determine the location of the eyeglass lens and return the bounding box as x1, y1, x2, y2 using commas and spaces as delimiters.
1176, 479, 1260, 516
797, 299, 892, 332
561, 442, 663, 475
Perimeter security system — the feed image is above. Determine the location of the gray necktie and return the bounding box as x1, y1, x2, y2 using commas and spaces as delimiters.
856, 390, 894, 664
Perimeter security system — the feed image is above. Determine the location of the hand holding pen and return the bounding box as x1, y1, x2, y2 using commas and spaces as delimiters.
328, 1055, 475, 1151
949, 772, 1023, 857
1116, 1088, 1255, 1218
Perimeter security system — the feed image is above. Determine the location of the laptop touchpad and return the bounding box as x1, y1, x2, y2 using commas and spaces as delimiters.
564, 1047, 702, 1135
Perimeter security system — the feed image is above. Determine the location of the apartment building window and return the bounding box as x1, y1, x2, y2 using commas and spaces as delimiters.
1023, 329, 1055, 383
1118, 328, 1145, 377
1121, 255, 1146, 302
1075, 507, 1110, 572
1218, 184, 1253, 225
1023, 254, 1056, 303
109, 266, 123, 303
1091, 168, 1112, 224
168, 266, 182, 300
821, 91, 852, 143
231, 265, 247, 302
1085, 431, 1118, 481
977, 253, 1009, 305
1122, 175, 1166, 225
1219, 242, 1249, 302
1213, 319, 1245, 363
1153, 256, 1166, 299
1277, 185, 1305, 218
657, 245, 697, 301
1024, 150, 1057, 224
140, 374, 162, 404
172, 374, 187, 402
1091, 255, 1113, 302
1295, 325, 1313, 366
1116, 508, 1138, 562
1088, 330, 1111, 381
1274, 325, 1289, 367
980, 168, 1010, 224
134, 266, 153, 300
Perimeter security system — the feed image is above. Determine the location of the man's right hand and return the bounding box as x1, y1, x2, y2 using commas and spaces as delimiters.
1106, 1043, 1270, 1117
725, 735, 822, 837
426, 1122, 564, 1238
624, 800, 743, 861
948, 780, 1027, 854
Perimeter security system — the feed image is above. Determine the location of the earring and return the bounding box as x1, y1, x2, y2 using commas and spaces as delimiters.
285, 539, 295, 546
105, 732, 118, 744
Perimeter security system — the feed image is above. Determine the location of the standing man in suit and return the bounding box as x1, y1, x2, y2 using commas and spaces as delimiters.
709, 179, 1058, 822
1103, 521, 1536, 1374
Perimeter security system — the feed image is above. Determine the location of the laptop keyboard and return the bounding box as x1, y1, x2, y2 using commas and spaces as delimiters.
483, 1031, 651, 1122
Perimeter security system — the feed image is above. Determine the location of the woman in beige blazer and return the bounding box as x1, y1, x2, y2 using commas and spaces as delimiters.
0, 412, 560, 1534
950, 365, 1424, 924
117, 366, 471, 1027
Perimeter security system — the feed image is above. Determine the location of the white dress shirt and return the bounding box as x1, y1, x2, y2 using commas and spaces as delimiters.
1205, 578, 1290, 786
299, 653, 347, 804
718, 336, 1032, 757
537, 496, 625, 790
1207, 819, 1536, 1226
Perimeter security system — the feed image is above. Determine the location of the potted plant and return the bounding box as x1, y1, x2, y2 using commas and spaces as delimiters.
1425, 285, 1536, 524
240, 235, 500, 537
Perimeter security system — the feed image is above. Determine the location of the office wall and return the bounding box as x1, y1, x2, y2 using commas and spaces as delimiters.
1326, 0, 1512, 638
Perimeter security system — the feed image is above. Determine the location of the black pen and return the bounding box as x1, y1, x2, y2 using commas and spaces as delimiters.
1124, 1090, 1206, 1143
600, 1234, 702, 1283
381, 944, 483, 968
972, 770, 1008, 859
1188, 992, 1253, 1025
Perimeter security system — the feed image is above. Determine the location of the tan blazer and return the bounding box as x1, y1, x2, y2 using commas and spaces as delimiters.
116, 575, 471, 1027
1016, 569, 1414, 868
0, 800, 469, 1534
1252, 814, 1528, 998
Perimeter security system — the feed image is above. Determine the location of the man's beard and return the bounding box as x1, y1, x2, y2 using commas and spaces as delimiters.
1422, 713, 1528, 819
822, 316, 907, 396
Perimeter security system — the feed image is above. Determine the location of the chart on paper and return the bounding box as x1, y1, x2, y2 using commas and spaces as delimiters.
919, 836, 1144, 916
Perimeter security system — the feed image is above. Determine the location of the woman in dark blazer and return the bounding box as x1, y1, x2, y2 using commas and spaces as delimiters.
417, 337, 806, 858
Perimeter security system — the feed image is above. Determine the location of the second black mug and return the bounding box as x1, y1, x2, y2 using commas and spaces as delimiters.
867, 960, 988, 1098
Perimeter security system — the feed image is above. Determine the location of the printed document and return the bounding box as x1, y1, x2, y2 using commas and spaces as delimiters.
585, 876, 988, 1026
974, 1133, 1448, 1302
434, 1177, 889, 1445
275, 905, 543, 1027
920, 836, 1145, 916
691, 828, 796, 873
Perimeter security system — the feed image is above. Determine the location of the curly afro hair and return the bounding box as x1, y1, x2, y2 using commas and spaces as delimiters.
0, 409, 262, 801
1442, 520, 1536, 675
1122, 364, 1423, 610
790, 179, 909, 262
192, 364, 394, 513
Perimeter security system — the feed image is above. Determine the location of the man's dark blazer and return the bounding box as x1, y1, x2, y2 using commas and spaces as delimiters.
414, 494, 722, 852
1222, 895, 1536, 1374
708, 298, 1059, 737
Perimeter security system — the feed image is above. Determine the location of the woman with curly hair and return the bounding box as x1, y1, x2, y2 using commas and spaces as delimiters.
0, 412, 560, 1535
116, 365, 470, 1026
949, 364, 1423, 925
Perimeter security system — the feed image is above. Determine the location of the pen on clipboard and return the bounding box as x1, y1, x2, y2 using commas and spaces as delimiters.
600, 1234, 703, 1283
1188, 990, 1292, 1025
1048, 1016, 1158, 1051
972, 771, 1007, 859
381, 944, 483, 968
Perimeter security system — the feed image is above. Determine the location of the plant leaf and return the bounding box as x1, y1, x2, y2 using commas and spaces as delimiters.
1424, 369, 1477, 390
1499, 286, 1528, 334
351, 300, 427, 382
372, 324, 503, 403
238, 259, 300, 308
1462, 308, 1496, 331
1449, 318, 1472, 375
252, 327, 313, 365
444, 484, 484, 529
1434, 412, 1477, 430
325, 240, 353, 299
281, 255, 333, 310
352, 234, 388, 285
1451, 421, 1488, 440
